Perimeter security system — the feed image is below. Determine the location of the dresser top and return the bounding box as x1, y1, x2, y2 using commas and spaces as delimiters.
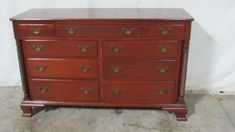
10, 8, 194, 21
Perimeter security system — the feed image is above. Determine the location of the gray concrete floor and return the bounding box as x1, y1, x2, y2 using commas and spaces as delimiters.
0, 86, 235, 132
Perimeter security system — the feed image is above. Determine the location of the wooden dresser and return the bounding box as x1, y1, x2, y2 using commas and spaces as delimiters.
10, 8, 193, 121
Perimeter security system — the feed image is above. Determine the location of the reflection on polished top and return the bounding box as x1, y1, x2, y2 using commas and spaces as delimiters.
10, 8, 194, 21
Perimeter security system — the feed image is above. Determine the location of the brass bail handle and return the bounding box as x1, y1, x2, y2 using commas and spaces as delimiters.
159, 28, 170, 35
159, 45, 170, 53
32, 27, 42, 35
111, 65, 122, 73
155, 88, 167, 95
80, 65, 91, 72
78, 45, 90, 53
80, 87, 92, 94
37, 64, 47, 72
40, 87, 49, 93
156, 66, 168, 73
65, 27, 77, 35
32, 44, 44, 52
111, 45, 122, 53
122, 27, 135, 35
112, 88, 121, 94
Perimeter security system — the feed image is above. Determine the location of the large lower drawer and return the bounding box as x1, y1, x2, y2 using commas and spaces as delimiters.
102, 40, 180, 58
102, 40, 179, 59
103, 81, 175, 103
23, 40, 98, 57
26, 59, 98, 79
103, 60, 177, 80
29, 79, 99, 102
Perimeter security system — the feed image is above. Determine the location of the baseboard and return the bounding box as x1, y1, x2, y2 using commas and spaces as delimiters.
186, 89, 235, 95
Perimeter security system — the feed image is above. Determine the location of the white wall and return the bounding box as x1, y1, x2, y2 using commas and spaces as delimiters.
1, 0, 235, 93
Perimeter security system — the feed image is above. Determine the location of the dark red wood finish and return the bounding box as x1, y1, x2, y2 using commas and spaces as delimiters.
10, 8, 193, 121
102, 40, 179, 59
56, 24, 142, 38
29, 79, 99, 102
23, 40, 98, 57
103, 60, 177, 80
143, 22, 185, 39
17, 23, 55, 38
26, 59, 98, 79
103, 81, 175, 103
10, 8, 194, 21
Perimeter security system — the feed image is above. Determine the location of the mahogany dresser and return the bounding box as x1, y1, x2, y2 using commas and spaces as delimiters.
10, 8, 193, 121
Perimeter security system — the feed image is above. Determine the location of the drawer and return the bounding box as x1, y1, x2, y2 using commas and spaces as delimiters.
104, 81, 175, 103
103, 40, 179, 58
17, 24, 54, 38
23, 40, 97, 57
144, 23, 185, 39
56, 24, 142, 38
103, 60, 177, 80
30, 79, 99, 102
27, 59, 98, 79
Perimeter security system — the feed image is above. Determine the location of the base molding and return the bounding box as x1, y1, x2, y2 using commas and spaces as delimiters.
21, 103, 45, 117
21, 100, 188, 121
163, 107, 187, 121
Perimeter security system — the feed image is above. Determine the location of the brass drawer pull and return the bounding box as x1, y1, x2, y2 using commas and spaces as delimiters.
31, 27, 42, 35
155, 88, 167, 95
78, 45, 90, 53
111, 45, 122, 52
112, 88, 121, 94
80, 65, 90, 72
159, 46, 170, 53
39, 87, 49, 93
32, 44, 44, 52
156, 66, 168, 73
159, 28, 170, 35
111, 65, 122, 73
122, 27, 135, 35
36, 64, 47, 72
80, 87, 92, 94
65, 27, 77, 35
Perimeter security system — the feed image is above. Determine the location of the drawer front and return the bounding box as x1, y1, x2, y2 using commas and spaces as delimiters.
144, 23, 185, 39
30, 79, 99, 102
104, 81, 175, 103
23, 40, 97, 57
27, 59, 98, 79
103, 60, 177, 80
103, 40, 179, 58
56, 24, 142, 38
17, 24, 54, 38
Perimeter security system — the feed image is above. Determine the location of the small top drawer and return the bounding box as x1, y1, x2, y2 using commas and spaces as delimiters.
56, 24, 142, 38
144, 23, 185, 39
16, 24, 55, 38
